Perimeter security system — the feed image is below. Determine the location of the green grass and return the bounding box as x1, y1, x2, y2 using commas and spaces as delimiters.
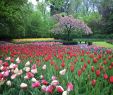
94, 41, 113, 49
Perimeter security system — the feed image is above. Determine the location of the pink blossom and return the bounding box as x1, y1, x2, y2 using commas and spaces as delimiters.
46, 85, 54, 93
41, 85, 47, 92
26, 72, 34, 79
51, 80, 59, 86
67, 82, 73, 91
32, 81, 40, 88
4, 70, 9, 77
52, 75, 57, 80
11, 74, 17, 79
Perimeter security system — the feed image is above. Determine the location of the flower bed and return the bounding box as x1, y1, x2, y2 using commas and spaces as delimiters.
0, 44, 113, 95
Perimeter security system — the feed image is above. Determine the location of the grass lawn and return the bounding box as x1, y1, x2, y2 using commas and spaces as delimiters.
94, 41, 113, 49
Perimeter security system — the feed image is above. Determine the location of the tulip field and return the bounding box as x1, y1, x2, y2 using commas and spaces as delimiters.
0, 42, 113, 95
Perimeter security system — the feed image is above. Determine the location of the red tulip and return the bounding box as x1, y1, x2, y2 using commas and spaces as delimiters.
109, 65, 112, 70
70, 65, 74, 72
84, 63, 87, 68
56, 86, 64, 93
42, 80, 48, 85
109, 76, 113, 83
111, 62, 113, 67
103, 74, 108, 79
92, 79, 96, 86
78, 69, 82, 77
91, 66, 95, 72
93, 58, 98, 63
103, 60, 107, 65
96, 70, 100, 77
87, 60, 90, 64
61, 61, 65, 68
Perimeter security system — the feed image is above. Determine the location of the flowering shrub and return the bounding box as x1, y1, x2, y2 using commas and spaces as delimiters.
0, 43, 113, 95
52, 14, 92, 41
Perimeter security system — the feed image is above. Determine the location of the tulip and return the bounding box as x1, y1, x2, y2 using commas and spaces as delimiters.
0, 60, 3, 65
4, 70, 9, 77
61, 62, 65, 68
103, 74, 108, 79
91, 66, 95, 72
41, 85, 47, 92
42, 80, 48, 85
52, 75, 57, 80
67, 82, 73, 91
42, 64, 46, 70
92, 79, 96, 86
109, 76, 113, 83
26, 72, 34, 79
24, 67, 30, 72
56, 86, 64, 93
31, 69, 37, 74
3, 62, 9, 67
46, 85, 54, 93
96, 70, 100, 77
32, 81, 40, 88
51, 80, 59, 86
59, 69, 66, 75
6, 80, 11, 86
16, 57, 21, 64
5, 57, 10, 61
25, 61, 30, 66
62, 91, 68, 95
31, 77, 37, 82
40, 75, 44, 79
20, 83, 28, 89
11, 74, 17, 79
31, 64, 37, 69
78, 69, 82, 77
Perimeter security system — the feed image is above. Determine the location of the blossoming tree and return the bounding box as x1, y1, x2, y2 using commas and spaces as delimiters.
52, 14, 92, 41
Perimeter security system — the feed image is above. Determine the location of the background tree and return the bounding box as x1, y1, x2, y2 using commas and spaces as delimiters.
52, 14, 92, 41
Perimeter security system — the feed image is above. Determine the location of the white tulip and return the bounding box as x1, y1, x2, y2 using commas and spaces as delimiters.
20, 83, 27, 89
62, 91, 68, 95
25, 61, 30, 66
31, 78, 37, 82
59, 69, 66, 75
42, 64, 46, 70
31, 69, 37, 74
6, 80, 11, 86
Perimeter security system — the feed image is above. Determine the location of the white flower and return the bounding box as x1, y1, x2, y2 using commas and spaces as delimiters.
31, 69, 37, 74
24, 76, 28, 79
5, 57, 11, 60
23, 67, 30, 72
25, 61, 30, 66
14, 68, 19, 74
6, 80, 11, 86
9, 63, 17, 69
20, 83, 27, 89
31, 78, 37, 82
59, 69, 66, 75
42, 64, 46, 70
62, 91, 68, 95
16, 57, 21, 63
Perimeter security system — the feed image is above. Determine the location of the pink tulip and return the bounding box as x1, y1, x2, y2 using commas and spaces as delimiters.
31, 69, 37, 74
56, 86, 64, 93
41, 85, 47, 92
52, 75, 57, 80
4, 70, 9, 77
51, 80, 59, 86
67, 82, 73, 91
11, 74, 17, 79
46, 85, 54, 93
0, 60, 3, 65
26, 72, 34, 79
31, 64, 37, 69
32, 81, 40, 88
